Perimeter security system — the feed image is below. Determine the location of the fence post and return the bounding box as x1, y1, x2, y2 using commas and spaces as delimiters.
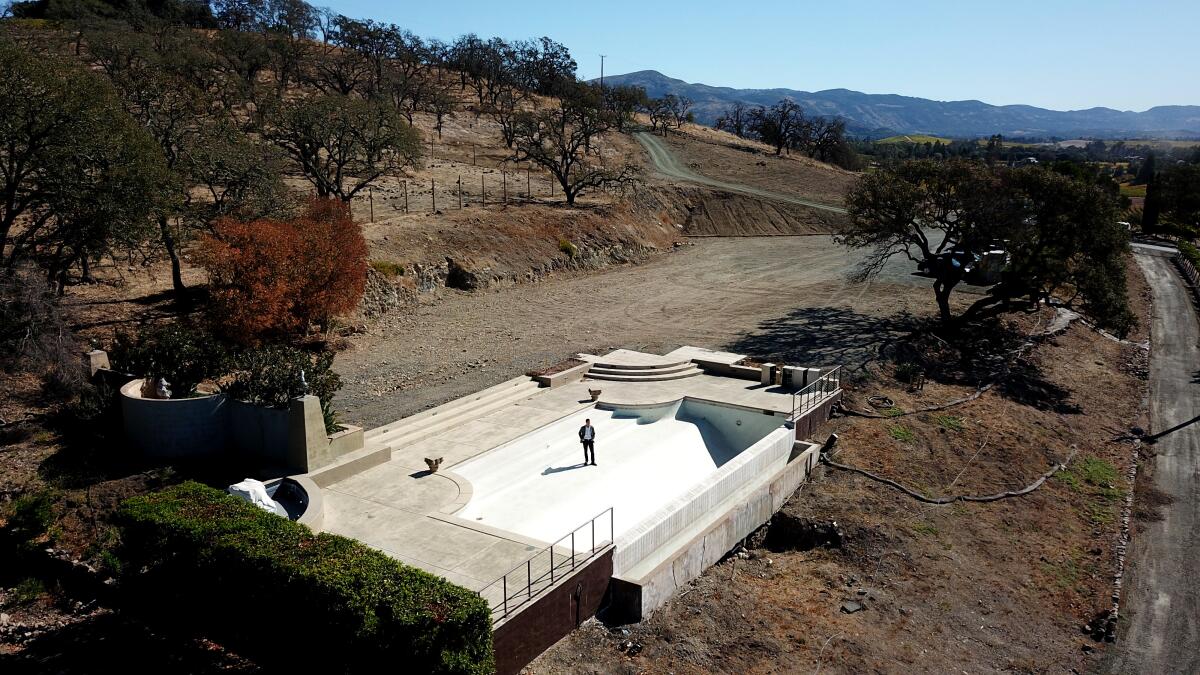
571, 532, 576, 570
457, 176, 462, 208
481, 173, 486, 206
527, 169, 531, 199
368, 188, 374, 223
550, 546, 554, 583
403, 180, 408, 213
502, 576, 507, 616
502, 171, 507, 204
431, 178, 435, 213
527, 560, 532, 599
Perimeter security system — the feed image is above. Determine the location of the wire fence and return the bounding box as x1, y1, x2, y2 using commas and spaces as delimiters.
477, 507, 614, 623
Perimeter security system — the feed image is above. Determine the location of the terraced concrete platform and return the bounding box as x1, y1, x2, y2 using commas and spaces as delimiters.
311, 347, 831, 609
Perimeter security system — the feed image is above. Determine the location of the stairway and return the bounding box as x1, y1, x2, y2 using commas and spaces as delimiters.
363, 377, 543, 451
584, 360, 702, 382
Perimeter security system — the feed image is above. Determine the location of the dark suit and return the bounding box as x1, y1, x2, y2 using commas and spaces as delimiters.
578, 424, 596, 464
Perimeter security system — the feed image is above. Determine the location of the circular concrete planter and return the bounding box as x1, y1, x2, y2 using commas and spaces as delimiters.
120, 378, 230, 460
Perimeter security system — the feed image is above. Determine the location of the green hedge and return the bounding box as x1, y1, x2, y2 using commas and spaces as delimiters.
116, 482, 493, 673
1179, 240, 1200, 270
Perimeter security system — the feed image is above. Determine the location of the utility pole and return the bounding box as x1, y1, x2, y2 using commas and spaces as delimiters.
599, 54, 606, 90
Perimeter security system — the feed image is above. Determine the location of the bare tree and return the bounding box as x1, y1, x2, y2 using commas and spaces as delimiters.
748, 99, 805, 155
509, 92, 638, 205
714, 101, 750, 138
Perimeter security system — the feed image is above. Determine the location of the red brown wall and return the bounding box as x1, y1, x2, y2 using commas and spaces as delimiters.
492, 548, 614, 675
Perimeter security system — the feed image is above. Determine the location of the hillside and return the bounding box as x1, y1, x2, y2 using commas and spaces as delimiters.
602, 70, 1200, 139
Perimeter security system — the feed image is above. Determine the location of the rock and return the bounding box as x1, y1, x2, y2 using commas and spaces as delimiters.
0, 613, 9, 625
841, 601, 864, 614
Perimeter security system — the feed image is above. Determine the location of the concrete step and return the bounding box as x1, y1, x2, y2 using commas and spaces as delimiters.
364, 376, 538, 442
585, 367, 703, 382
586, 362, 696, 377
366, 379, 542, 450
586, 359, 691, 372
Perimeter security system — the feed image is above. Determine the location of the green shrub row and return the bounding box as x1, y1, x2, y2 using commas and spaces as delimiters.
116, 482, 494, 674
1178, 240, 1200, 270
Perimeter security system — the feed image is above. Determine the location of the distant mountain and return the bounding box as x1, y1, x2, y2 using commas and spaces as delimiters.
600, 70, 1200, 140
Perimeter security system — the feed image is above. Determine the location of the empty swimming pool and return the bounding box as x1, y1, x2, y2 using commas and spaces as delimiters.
453, 398, 788, 545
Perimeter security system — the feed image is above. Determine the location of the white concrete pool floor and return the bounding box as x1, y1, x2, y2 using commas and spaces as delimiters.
454, 400, 784, 545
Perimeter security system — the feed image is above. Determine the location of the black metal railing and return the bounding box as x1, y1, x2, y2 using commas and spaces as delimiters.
477, 507, 614, 623
790, 366, 842, 420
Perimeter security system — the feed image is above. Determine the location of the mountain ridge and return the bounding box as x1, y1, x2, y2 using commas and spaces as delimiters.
601, 70, 1200, 140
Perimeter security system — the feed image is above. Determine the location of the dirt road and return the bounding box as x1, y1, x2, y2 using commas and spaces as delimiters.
1106, 254, 1200, 674
335, 236, 932, 428
635, 132, 849, 214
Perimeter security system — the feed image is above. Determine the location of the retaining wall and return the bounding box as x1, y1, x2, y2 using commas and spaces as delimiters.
611, 443, 822, 621
492, 548, 613, 675
613, 425, 795, 575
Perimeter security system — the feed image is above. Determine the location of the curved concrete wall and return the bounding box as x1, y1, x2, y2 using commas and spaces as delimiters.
120, 379, 230, 460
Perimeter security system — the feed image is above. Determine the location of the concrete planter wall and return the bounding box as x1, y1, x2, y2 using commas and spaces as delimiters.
119, 379, 230, 460
533, 361, 592, 388
229, 400, 290, 466
116, 374, 363, 473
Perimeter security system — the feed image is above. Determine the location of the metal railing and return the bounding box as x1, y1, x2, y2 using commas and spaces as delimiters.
791, 366, 842, 420
477, 507, 614, 623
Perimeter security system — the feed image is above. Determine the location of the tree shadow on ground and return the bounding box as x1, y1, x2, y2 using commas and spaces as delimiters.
885, 317, 1079, 413
726, 306, 919, 372
0, 612, 259, 675
729, 306, 1078, 414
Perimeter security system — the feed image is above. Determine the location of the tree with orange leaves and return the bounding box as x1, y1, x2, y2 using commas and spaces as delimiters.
197, 198, 367, 344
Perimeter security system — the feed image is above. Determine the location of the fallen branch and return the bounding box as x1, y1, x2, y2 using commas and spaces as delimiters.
823, 445, 1077, 504
839, 383, 994, 419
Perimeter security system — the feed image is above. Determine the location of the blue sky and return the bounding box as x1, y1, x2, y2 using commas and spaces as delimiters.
319, 0, 1199, 111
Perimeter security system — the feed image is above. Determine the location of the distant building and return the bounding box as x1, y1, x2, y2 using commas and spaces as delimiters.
1010, 157, 1039, 167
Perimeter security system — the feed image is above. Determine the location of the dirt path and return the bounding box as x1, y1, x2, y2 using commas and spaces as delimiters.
334, 236, 932, 428
635, 132, 849, 214
1106, 254, 1200, 674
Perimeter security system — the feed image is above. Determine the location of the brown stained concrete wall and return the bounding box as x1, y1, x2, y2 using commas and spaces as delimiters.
492, 548, 614, 675
793, 392, 841, 441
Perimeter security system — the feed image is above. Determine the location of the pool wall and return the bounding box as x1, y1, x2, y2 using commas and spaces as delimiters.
613, 416, 794, 575
604, 397, 787, 457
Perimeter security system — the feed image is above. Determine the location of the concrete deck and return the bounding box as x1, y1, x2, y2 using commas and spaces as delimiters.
315, 348, 816, 607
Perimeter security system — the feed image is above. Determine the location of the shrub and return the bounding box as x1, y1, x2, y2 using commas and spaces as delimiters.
12, 577, 46, 605
888, 425, 915, 443
370, 259, 405, 277
109, 323, 226, 398
558, 237, 579, 258
197, 198, 368, 345
223, 345, 343, 434
1179, 240, 1200, 270
6, 490, 56, 543
894, 362, 921, 384
117, 482, 493, 673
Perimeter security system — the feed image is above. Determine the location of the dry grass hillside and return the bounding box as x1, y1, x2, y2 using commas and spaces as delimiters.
663, 123, 859, 206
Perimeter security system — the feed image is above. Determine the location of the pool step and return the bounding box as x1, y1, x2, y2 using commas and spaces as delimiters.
364, 378, 543, 450
586, 362, 696, 377
584, 359, 692, 371
585, 366, 703, 382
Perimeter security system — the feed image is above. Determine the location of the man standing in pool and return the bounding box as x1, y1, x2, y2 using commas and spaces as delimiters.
578, 419, 596, 466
